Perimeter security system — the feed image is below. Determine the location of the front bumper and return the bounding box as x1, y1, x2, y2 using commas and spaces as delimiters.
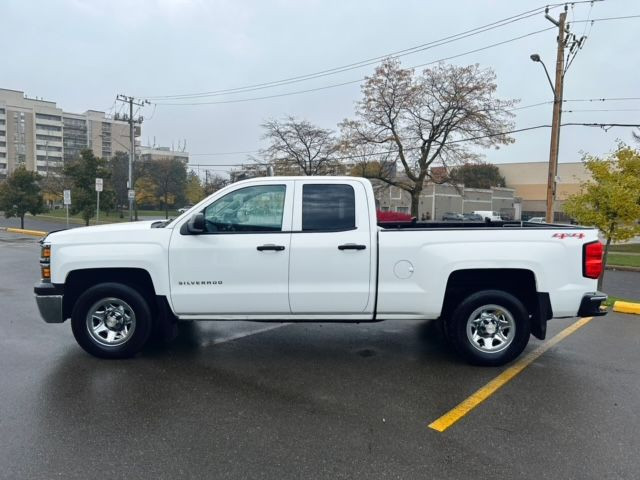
577, 292, 608, 317
34, 282, 65, 323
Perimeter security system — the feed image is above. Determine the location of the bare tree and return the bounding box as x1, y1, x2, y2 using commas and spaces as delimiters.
340, 59, 517, 216
203, 172, 230, 195
260, 116, 340, 175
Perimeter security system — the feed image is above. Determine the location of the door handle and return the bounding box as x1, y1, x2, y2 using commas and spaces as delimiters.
257, 244, 285, 251
338, 243, 366, 251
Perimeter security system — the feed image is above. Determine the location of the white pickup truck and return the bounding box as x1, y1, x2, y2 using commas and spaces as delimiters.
34, 176, 607, 365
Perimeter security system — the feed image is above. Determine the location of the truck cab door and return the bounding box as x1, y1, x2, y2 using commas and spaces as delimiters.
168, 181, 294, 315
288, 180, 374, 315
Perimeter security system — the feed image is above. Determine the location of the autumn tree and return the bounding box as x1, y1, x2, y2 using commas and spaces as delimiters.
564, 145, 640, 288
343, 140, 397, 200
260, 116, 341, 175
0, 167, 45, 229
39, 171, 66, 208
64, 149, 113, 226
448, 163, 506, 189
148, 159, 187, 218
340, 59, 517, 216
134, 175, 158, 208
185, 171, 205, 204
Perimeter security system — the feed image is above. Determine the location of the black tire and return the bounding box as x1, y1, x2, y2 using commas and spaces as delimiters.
447, 289, 530, 366
71, 282, 153, 359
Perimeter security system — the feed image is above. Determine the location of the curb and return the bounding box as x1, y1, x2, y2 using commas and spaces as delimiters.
5, 227, 48, 237
605, 265, 640, 273
613, 301, 640, 315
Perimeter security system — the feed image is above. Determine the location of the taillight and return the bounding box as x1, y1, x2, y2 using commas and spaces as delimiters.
583, 241, 603, 279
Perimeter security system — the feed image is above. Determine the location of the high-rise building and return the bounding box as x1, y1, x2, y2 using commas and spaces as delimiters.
0, 88, 137, 179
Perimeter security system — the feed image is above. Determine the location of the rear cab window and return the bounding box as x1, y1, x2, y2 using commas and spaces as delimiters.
302, 184, 356, 231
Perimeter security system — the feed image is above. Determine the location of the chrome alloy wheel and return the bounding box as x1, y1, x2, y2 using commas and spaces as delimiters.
85, 297, 137, 347
466, 304, 516, 354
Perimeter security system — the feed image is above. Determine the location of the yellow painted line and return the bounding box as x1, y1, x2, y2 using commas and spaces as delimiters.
5, 227, 47, 237
428, 316, 594, 432
613, 301, 640, 315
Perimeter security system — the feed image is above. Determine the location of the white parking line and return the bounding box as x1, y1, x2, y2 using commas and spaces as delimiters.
203, 323, 290, 347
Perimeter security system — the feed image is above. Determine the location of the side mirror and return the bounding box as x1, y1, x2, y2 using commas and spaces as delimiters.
187, 213, 205, 234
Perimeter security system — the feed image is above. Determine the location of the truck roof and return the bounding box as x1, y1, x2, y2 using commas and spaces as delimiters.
233, 176, 369, 185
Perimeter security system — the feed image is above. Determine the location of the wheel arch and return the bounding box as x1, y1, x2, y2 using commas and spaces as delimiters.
63, 268, 158, 320
441, 268, 551, 340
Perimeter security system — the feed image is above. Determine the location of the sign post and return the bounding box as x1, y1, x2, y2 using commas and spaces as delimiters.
95, 178, 103, 224
63, 189, 71, 229
128, 189, 136, 221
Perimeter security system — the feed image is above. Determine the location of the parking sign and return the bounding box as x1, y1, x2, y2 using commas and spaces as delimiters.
95, 178, 103, 192
63, 189, 71, 205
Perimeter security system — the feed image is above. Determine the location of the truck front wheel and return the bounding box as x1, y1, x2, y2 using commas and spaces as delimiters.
448, 290, 530, 366
71, 282, 153, 359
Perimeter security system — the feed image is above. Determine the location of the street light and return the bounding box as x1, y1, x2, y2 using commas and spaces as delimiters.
530, 53, 555, 95
530, 52, 563, 224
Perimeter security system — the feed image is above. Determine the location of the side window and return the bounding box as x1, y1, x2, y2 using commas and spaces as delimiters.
203, 185, 286, 233
302, 184, 355, 231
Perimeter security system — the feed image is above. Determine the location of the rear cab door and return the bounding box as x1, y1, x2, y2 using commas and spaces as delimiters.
288, 178, 376, 317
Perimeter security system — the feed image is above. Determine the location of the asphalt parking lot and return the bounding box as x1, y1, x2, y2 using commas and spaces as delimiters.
1, 231, 639, 479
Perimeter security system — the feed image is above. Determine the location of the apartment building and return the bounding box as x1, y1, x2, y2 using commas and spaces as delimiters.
0, 88, 136, 179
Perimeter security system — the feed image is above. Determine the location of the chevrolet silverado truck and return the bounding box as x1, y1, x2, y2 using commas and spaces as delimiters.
34, 176, 607, 365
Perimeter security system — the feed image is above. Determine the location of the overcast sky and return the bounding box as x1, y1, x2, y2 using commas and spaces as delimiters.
3, 0, 639, 176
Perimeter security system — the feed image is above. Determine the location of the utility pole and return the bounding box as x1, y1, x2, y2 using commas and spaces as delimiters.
545, 7, 567, 224
532, 5, 588, 223
116, 95, 149, 221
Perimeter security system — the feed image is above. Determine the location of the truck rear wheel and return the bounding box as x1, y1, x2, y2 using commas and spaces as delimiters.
448, 290, 530, 366
71, 282, 153, 359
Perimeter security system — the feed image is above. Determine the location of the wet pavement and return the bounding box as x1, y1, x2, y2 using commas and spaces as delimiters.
1, 231, 639, 479
603, 269, 640, 300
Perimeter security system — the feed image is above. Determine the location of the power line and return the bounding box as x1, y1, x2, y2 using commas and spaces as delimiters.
149, 9, 640, 107
563, 108, 640, 112
510, 97, 640, 112
153, 27, 555, 106
146, 1, 606, 101
186, 122, 640, 167
564, 96, 640, 103
184, 99, 640, 156
152, 11, 640, 108
570, 14, 640, 23
190, 150, 259, 156
156, 9, 640, 108
509, 101, 553, 111
146, 6, 556, 100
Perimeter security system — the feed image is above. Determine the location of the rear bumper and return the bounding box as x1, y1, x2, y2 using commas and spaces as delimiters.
34, 282, 65, 323
577, 292, 608, 317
